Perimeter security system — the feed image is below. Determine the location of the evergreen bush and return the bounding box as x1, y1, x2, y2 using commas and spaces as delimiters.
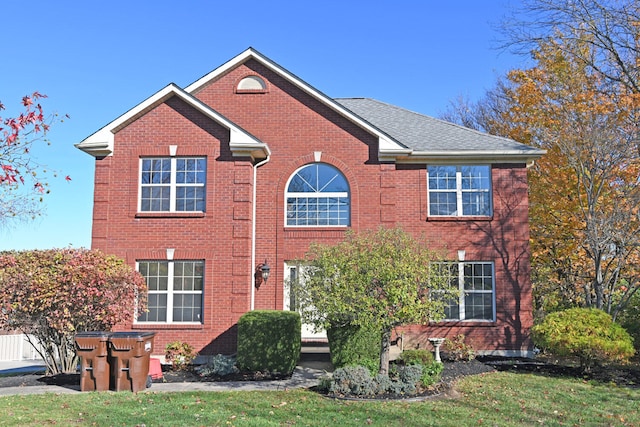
327, 323, 381, 370
195, 354, 239, 377
237, 310, 301, 374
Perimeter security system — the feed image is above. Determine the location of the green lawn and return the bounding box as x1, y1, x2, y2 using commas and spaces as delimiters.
1, 371, 638, 426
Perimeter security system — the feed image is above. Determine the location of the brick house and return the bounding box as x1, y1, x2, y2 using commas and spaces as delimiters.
76, 48, 544, 357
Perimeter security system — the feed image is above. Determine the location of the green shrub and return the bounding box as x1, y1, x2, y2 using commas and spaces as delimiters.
328, 364, 430, 397
420, 361, 444, 387
327, 323, 381, 370
398, 349, 434, 366
236, 310, 301, 374
346, 358, 379, 377
329, 366, 377, 396
396, 364, 422, 394
532, 308, 635, 371
195, 354, 239, 377
442, 334, 475, 361
165, 341, 197, 371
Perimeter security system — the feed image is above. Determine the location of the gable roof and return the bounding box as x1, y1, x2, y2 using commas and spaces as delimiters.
184, 48, 411, 159
75, 83, 269, 160
336, 98, 545, 164
77, 48, 544, 164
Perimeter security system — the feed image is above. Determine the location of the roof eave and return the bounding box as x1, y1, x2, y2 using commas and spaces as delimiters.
74, 139, 112, 158
229, 137, 271, 161
385, 149, 547, 166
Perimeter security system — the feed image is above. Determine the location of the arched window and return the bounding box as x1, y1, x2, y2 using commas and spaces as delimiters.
286, 163, 350, 226
236, 75, 267, 92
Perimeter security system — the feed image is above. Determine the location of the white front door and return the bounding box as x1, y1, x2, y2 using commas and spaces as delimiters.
284, 262, 327, 341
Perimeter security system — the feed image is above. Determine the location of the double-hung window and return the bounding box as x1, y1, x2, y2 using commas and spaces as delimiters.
436, 261, 495, 321
428, 165, 491, 217
140, 157, 206, 212
136, 260, 204, 323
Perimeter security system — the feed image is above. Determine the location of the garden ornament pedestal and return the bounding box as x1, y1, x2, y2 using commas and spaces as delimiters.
428, 338, 446, 362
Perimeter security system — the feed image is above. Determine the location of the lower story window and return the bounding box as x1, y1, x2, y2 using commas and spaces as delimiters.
438, 261, 495, 321
136, 260, 204, 323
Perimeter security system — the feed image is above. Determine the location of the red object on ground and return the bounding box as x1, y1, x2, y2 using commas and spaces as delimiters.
149, 357, 163, 380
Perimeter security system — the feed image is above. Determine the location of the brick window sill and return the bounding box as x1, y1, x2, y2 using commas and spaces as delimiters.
135, 212, 205, 219
431, 320, 496, 327
284, 227, 349, 238
426, 216, 493, 222
133, 323, 205, 330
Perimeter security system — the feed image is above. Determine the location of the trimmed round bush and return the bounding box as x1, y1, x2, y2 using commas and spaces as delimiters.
532, 308, 635, 370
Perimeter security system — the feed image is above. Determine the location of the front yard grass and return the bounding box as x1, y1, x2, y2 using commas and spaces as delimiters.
1, 371, 638, 426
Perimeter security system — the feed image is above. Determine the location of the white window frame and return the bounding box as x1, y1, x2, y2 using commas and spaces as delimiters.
139, 157, 206, 213
285, 163, 350, 227
438, 261, 495, 322
135, 260, 204, 324
427, 165, 492, 217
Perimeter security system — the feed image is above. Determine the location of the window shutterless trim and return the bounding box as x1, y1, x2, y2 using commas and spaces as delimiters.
427, 165, 492, 217
138, 157, 206, 213
436, 261, 495, 322
134, 259, 204, 325
284, 163, 351, 227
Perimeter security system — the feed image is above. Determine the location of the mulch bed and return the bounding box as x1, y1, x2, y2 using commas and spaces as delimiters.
1, 356, 637, 391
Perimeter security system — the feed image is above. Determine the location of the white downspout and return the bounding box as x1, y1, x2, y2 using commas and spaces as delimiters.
251, 153, 271, 311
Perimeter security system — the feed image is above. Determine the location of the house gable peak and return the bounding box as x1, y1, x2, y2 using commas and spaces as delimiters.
75, 83, 268, 160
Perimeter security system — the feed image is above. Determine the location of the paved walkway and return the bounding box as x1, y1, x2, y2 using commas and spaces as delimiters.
0, 356, 332, 396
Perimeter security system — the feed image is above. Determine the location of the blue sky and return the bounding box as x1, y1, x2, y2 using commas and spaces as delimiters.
0, 0, 524, 251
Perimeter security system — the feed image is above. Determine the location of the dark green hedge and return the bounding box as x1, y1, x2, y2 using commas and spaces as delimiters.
327, 323, 381, 370
237, 310, 301, 374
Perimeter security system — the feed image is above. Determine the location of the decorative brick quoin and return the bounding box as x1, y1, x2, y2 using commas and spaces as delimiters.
77, 48, 545, 358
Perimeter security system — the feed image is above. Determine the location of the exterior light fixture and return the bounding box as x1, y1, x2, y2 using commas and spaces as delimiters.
255, 259, 271, 289
260, 259, 270, 282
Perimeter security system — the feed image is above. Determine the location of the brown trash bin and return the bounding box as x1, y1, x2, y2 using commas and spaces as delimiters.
75, 332, 111, 392
108, 332, 156, 392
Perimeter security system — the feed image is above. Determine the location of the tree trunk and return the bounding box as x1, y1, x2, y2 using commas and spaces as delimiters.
379, 329, 391, 375
594, 254, 604, 310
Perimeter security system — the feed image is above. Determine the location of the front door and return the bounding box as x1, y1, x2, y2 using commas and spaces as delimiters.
283, 262, 327, 341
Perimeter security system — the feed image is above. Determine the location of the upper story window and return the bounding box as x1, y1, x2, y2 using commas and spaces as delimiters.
436, 261, 495, 321
427, 165, 492, 217
286, 163, 350, 227
140, 157, 206, 212
136, 260, 204, 324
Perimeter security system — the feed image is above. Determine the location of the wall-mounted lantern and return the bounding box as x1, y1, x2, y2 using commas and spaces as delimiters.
255, 259, 271, 289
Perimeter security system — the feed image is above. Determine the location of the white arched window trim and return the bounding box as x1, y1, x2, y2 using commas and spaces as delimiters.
285, 163, 350, 227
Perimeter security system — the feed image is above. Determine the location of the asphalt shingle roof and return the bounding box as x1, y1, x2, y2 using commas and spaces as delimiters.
335, 98, 541, 155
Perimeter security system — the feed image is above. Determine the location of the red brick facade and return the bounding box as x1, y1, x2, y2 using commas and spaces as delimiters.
80, 50, 538, 357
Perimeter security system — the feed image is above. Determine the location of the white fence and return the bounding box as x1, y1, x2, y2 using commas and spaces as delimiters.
0, 334, 43, 361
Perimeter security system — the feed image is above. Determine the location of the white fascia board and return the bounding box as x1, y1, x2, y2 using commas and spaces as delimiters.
185, 48, 409, 156
76, 83, 267, 159
391, 149, 547, 165
185, 49, 257, 93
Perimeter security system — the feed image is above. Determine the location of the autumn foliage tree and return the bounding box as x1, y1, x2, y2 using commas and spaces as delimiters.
0, 249, 147, 374
444, 38, 640, 320
290, 227, 455, 375
0, 92, 68, 226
